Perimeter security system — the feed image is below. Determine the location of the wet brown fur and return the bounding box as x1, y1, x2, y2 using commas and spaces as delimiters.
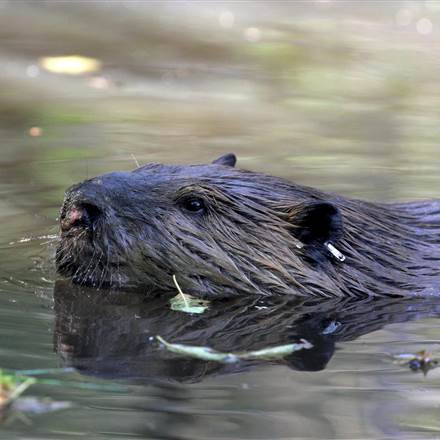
56, 155, 440, 299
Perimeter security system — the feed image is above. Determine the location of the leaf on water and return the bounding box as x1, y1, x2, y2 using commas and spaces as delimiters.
239, 339, 313, 360
156, 336, 239, 363
1, 367, 125, 404
388, 350, 439, 375
156, 336, 313, 364
0, 371, 36, 410
169, 295, 209, 314
169, 275, 209, 314
0, 371, 21, 391
0, 367, 125, 422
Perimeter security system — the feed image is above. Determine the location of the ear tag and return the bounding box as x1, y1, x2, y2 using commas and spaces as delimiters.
325, 242, 346, 262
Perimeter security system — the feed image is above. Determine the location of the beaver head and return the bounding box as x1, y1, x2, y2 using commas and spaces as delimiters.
56, 154, 440, 298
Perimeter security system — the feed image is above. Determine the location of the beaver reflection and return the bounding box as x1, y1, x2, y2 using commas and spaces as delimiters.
53, 280, 440, 382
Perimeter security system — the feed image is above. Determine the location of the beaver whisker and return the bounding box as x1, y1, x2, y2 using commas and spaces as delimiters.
114, 255, 123, 289
101, 242, 113, 289
79, 246, 98, 286
88, 251, 104, 288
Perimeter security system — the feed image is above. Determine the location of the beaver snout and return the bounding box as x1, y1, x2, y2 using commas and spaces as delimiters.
60, 182, 105, 233
60, 202, 102, 232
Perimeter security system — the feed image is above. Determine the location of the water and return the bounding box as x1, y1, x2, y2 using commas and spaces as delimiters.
1, 1, 440, 438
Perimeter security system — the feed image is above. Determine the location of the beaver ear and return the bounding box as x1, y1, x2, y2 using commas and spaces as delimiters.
212, 153, 236, 167
291, 201, 344, 261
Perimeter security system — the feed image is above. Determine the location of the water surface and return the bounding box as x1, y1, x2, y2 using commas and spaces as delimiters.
1, 1, 440, 439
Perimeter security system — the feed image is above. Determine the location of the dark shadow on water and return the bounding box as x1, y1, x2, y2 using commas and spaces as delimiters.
53, 280, 440, 383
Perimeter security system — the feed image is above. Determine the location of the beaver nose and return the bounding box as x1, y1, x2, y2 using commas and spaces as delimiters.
60, 202, 102, 232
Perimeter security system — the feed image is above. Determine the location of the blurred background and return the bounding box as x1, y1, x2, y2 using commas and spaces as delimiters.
2, 1, 440, 240
1, 3, 440, 439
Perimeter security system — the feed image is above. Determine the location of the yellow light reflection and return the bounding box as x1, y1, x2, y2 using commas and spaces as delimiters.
39, 55, 101, 75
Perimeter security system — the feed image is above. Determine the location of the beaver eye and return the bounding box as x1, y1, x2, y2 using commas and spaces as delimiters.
181, 197, 206, 213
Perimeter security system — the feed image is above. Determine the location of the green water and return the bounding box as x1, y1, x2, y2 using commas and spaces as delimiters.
0, 1, 439, 438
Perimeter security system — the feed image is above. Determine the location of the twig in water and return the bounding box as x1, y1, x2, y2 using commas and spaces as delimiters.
130, 154, 140, 168
172, 274, 189, 308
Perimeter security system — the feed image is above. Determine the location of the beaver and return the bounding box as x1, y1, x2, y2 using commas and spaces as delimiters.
56, 153, 440, 299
